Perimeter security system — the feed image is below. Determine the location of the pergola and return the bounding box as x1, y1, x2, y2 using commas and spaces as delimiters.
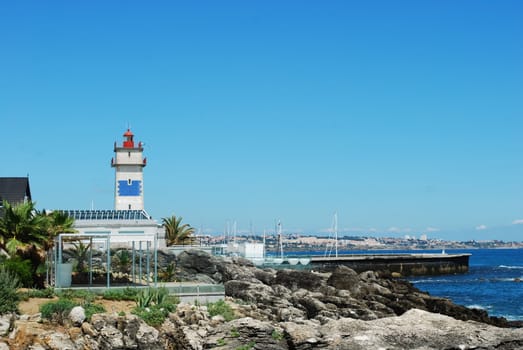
53, 232, 158, 288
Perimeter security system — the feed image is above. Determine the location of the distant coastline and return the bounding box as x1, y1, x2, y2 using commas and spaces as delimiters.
198, 233, 523, 252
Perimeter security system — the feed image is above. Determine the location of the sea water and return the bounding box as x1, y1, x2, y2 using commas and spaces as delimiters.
408, 248, 523, 321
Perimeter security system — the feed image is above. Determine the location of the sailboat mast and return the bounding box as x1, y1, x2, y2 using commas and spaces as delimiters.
278, 220, 284, 259
334, 212, 338, 258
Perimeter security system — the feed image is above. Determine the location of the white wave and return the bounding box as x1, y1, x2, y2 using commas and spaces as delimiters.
467, 304, 491, 311
410, 279, 452, 284
499, 265, 523, 269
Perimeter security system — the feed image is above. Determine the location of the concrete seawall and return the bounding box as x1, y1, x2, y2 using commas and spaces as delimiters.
310, 253, 471, 276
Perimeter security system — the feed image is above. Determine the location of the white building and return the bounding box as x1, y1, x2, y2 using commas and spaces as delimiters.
59, 128, 163, 248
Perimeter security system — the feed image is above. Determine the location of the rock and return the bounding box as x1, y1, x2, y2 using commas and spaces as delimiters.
0, 342, 9, 350
136, 322, 161, 349
174, 303, 209, 325
68, 306, 86, 326
177, 249, 218, 275
326, 265, 360, 291
0, 313, 15, 336
81, 321, 98, 337
282, 309, 523, 349
224, 280, 276, 304
204, 317, 288, 350
316, 309, 523, 349
274, 269, 325, 291
281, 320, 326, 349
42, 331, 77, 350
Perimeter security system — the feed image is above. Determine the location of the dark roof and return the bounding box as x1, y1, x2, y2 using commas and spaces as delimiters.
0, 177, 32, 205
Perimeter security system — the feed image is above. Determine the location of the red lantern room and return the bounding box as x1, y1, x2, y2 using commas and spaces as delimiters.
123, 129, 135, 148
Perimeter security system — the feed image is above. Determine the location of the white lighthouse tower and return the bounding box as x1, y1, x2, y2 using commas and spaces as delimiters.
111, 128, 147, 210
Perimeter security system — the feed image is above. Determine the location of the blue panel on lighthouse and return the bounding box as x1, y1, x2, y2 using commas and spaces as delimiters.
118, 180, 141, 196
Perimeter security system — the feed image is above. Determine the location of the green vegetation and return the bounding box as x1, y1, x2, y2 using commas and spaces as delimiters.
207, 300, 236, 321
83, 302, 106, 321
113, 249, 131, 273
159, 262, 176, 282
271, 329, 284, 341
40, 298, 76, 324
1, 256, 33, 287
216, 338, 227, 346
131, 287, 179, 327
18, 287, 55, 300
235, 341, 256, 350
69, 240, 92, 273
230, 328, 240, 338
40, 289, 106, 324
162, 214, 195, 246
0, 201, 75, 288
0, 266, 21, 314
102, 287, 140, 301
57, 288, 96, 302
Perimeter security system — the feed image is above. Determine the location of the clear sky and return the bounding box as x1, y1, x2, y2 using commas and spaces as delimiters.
1, 1, 522, 241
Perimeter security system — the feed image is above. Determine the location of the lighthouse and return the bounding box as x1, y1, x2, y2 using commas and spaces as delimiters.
111, 128, 147, 210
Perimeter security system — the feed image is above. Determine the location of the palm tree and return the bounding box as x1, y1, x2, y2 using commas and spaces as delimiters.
70, 240, 92, 273
0, 200, 48, 256
162, 215, 195, 246
0, 200, 76, 288
44, 210, 76, 250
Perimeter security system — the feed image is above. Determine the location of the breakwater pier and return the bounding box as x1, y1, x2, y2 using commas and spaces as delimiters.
309, 253, 471, 276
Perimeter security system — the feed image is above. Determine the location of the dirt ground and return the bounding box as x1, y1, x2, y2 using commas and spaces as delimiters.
18, 297, 136, 315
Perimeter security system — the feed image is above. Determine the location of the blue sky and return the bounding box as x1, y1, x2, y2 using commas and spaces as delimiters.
1, 1, 522, 241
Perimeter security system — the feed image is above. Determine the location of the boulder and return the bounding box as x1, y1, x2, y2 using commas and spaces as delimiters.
177, 249, 218, 275
274, 269, 325, 291
68, 306, 86, 326
224, 280, 276, 304
326, 265, 360, 291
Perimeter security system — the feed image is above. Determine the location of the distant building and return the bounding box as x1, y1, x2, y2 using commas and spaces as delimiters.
0, 177, 32, 216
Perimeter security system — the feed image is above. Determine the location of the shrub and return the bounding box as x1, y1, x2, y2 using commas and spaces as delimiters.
230, 328, 240, 338
83, 302, 106, 321
113, 250, 131, 273
18, 287, 55, 301
159, 262, 176, 282
132, 287, 179, 327
0, 266, 21, 314
57, 289, 96, 301
40, 298, 76, 324
271, 329, 284, 341
2, 257, 33, 288
102, 287, 139, 301
132, 305, 168, 327
207, 300, 235, 321
235, 341, 256, 350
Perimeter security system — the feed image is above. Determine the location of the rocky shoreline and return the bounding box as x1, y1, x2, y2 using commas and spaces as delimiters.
2, 249, 523, 349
